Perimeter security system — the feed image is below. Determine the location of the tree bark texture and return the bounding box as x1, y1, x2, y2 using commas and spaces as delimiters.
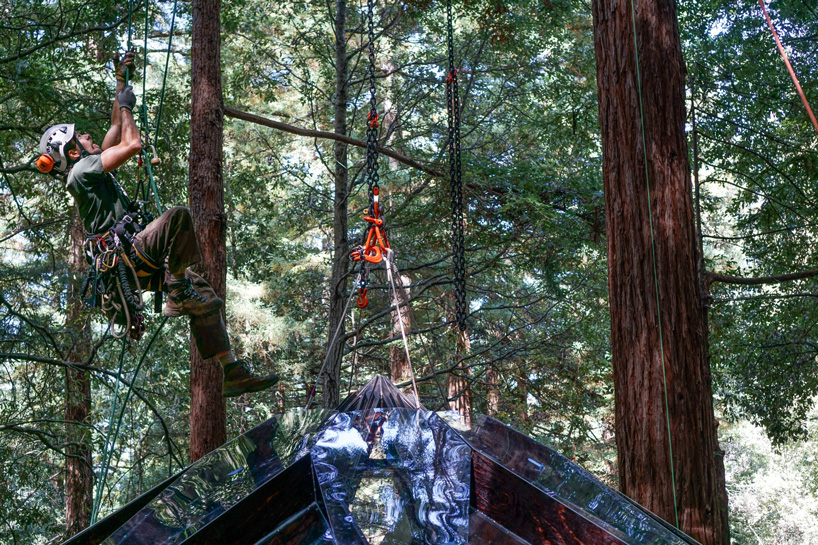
390, 274, 413, 385
448, 328, 472, 423
65, 213, 93, 537
590, 1, 728, 543
486, 366, 499, 417
189, 0, 226, 461
322, 0, 350, 409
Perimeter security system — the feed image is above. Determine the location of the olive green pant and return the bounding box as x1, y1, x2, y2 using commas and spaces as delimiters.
133, 206, 230, 359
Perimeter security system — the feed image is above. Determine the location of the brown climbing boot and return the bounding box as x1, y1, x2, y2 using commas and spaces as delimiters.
223, 359, 279, 397
163, 278, 223, 318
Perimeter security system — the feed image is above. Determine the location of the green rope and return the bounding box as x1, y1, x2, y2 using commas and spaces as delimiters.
91, 340, 128, 523
88, 3, 180, 522
124, 0, 134, 87
90, 318, 171, 523
153, 0, 178, 147
138, 0, 164, 214
629, 0, 680, 528
140, 0, 149, 143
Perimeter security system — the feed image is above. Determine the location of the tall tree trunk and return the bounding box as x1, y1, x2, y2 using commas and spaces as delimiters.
64, 213, 92, 537
389, 274, 412, 384
486, 365, 499, 417
590, 1, 728, 543
516, 360, 528, 425
189, 0, 226, 461
448, 328, 472, 423
322, 0, 349, 409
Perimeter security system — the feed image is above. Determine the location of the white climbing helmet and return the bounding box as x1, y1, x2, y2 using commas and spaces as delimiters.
37, 123, 76, 173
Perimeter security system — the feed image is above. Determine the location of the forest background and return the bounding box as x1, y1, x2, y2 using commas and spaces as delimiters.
1, 0, 817, 543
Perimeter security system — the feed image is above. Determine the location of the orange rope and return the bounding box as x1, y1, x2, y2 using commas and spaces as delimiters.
758, 0, 818, 135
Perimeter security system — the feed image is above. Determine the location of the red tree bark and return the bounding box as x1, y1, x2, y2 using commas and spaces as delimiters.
65, 213, 93, 537
448, 328, 472, 423
189, 0, 226, 461
322, 0, 350, 409
591, 1, 728, 542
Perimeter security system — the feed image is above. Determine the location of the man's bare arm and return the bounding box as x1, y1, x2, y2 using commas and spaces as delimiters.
102, 51, 134, 151
101, 91, 142, 172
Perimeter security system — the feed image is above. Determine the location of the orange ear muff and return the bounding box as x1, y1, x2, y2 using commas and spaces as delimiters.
36, 154, 55, 173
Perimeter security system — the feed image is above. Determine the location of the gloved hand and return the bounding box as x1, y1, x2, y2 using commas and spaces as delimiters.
118, 86, 137, 112
114, 50, 136, 83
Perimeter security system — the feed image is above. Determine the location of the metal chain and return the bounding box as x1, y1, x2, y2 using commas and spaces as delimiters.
446, 0, 467, 331
365, 0, 380, 214
355, 0, 381, 300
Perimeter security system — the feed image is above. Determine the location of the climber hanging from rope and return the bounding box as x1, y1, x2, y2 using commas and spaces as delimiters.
35, 49, 278, 397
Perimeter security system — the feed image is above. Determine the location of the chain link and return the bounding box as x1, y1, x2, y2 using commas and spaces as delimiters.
354, 0, 381, 300
365, 0, 380, 214
447, 0, 467, 331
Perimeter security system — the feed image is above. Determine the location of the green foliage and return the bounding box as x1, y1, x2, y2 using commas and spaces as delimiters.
3, 0, 818, 542
680, 0, 818, 444
723, 405, 818, 544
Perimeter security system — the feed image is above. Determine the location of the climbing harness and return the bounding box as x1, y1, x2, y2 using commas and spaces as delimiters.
446, 0, 467, 332
79, 0, 178, 340
80, 189, 161, 340
85, 0, 183, 525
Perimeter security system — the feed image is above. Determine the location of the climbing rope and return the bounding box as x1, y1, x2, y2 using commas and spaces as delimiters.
90, 340, 127, 523
757, 0, 818, 135
121, 0, 174, 214
446, 0, 467, 332
90, 317, 171, 523
88, 4, 180, 521
384, 249, 420, 407
629, 0, 679, 528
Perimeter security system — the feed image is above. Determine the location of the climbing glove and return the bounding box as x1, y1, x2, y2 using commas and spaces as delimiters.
117, 86, 137, 112
114, 50, 136, 83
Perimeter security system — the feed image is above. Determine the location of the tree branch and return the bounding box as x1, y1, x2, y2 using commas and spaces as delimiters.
0, 216, 69, 244
223, 105, 444, 178
707, 269, 818, 287
0, 14, 131, 64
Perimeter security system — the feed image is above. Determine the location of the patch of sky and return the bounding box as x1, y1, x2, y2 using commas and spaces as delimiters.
708, 17, 730, 39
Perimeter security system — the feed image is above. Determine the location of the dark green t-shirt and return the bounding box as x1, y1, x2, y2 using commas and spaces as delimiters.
66, 154, 131, 234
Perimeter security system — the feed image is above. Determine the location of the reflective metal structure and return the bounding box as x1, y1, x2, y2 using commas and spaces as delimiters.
64, 376, 700, 545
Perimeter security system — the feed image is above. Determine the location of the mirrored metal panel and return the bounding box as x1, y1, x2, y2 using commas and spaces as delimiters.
440, 413, 698, 545
312, 409, 471, 545
104, 409, 331, 545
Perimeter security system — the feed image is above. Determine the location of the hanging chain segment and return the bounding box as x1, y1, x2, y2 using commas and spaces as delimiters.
350, 0, 389, 308
446, 0, 467, 331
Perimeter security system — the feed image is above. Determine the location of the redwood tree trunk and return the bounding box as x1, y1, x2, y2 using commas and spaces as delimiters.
65, 213, 92, 537
591, 0, 727, 542
189, 0, 226, 460
486, 365, 499, 417
389, 274, 412, 384
322, 0, 349, 409
448, 328, 472, 423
